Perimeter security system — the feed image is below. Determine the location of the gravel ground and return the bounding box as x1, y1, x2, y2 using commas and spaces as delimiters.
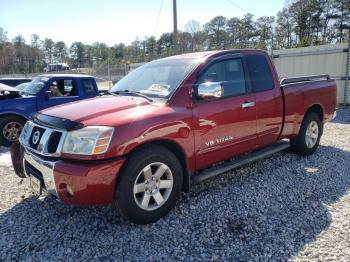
0, 108, 350, 261
0, 146, 11, 167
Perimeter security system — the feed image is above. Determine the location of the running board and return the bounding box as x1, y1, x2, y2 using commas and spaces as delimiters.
193, 142, 290, 183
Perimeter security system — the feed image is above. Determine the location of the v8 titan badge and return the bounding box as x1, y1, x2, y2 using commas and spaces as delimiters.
205, 135, 234, 147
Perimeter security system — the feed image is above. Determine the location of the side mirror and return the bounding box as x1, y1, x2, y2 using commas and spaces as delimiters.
197, 82, 224, 100
44, 90, 53, 99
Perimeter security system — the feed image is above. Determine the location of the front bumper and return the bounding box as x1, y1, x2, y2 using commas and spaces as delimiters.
23, 148, 57, 196
12, 145, 125, 205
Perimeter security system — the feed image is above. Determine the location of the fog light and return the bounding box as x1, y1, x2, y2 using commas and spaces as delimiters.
59, 183, 74, 198
66, 185, 74, 197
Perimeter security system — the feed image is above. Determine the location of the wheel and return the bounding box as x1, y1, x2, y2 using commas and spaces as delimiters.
290, 112, 323, 156
0, 116, 26, 147
114, 145, 183, 224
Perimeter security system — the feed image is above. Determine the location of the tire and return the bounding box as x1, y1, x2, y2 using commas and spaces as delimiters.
0, 116, 26, 147
290, 112, 323, 156
114, 145, 183, 224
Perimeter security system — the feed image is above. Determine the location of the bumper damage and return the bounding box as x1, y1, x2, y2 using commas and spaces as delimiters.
10, 142, 26, 178
11, 144, 125, 205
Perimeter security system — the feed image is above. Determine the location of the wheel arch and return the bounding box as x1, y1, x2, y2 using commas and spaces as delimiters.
296, 103, 324, 137
123, 139, 191, 193
304, 104, 324, 122
0, 112, 28, 122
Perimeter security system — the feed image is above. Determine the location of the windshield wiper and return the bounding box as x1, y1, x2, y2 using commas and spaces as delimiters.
112, 90, 154, 102
99, 90, 112, 96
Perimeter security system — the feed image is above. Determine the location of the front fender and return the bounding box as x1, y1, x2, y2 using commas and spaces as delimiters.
0, 96, 37, 119
0, 110, 29, 120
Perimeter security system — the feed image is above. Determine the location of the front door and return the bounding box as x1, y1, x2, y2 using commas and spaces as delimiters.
193, 57, 257, 170
37, 78, 80, 110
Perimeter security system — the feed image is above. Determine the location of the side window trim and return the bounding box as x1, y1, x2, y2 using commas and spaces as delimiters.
196, 53, 243, 77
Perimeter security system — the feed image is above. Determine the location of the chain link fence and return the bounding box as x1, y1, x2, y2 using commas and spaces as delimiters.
0, 64, 133, 91
92, 64, 128, 90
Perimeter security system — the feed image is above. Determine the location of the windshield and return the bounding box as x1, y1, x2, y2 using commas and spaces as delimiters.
110, 58, 200, 99
15, 83, 28, 91
22, 76, 48, 95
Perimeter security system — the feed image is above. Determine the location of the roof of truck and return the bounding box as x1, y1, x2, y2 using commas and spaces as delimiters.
158, 49, 268, 61
156, 51, 221, 61
39, 74, 94, 78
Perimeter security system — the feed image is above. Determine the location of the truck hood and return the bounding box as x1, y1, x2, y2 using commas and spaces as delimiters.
41, 95, 160, 126
0, 83, 19, 92
0, 83, 22, 100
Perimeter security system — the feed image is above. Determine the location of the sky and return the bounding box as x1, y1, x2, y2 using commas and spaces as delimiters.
0, 0, 285, 46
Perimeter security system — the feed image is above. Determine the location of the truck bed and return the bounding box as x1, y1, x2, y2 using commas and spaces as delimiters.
280, 75, 337, 138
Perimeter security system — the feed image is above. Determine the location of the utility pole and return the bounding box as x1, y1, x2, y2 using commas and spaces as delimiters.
345, 33, 350, 104
107, 58, 111, 89
173, 0, 178, 54
271, 26, 274, 64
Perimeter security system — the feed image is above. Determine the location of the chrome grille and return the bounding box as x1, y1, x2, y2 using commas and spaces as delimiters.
47, 131, 62, 154
29, 126, 45, 150
20, 121, 67, 157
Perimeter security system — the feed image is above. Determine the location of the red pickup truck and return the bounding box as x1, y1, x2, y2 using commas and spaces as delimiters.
12, 49, 337, 224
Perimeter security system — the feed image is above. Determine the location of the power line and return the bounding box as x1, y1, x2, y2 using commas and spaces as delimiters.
225, 0, 249, 14
153, 0, 165, 36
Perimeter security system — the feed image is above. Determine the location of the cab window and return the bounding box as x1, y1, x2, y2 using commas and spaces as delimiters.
48, 79, 78, 98
246, 54, 274, 92
82, 79, 96, 95
197, 59, 246, 97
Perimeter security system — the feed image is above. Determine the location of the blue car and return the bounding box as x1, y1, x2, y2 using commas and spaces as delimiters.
0, 74, 100, 146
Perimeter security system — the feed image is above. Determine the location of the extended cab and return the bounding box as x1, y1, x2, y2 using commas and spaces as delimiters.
0, 74, 99, 146
12, 50, 337, 224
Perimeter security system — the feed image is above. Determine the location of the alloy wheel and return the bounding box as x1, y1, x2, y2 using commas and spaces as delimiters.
133, 162, 174, 211
3, 122, 23, 142
305, 121, 319, 148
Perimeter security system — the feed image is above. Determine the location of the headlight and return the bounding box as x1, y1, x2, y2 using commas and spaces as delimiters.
62, 126, 114, 155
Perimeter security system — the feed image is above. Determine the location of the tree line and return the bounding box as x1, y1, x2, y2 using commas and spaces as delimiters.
0, 0, 349, 75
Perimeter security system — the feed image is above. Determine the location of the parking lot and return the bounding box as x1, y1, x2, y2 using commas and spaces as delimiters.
0, 108, 349, 261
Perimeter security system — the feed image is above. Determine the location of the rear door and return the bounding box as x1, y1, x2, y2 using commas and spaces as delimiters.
193, 55, 257, 170
245, 53, 283, 149
37, 77, 81, 110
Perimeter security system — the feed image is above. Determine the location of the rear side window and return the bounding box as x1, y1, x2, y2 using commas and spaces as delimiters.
82, 79, 96, 95
197, 58, 246, 97
246, 55, 274, 92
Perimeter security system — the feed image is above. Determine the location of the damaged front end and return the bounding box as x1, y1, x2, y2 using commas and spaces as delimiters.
10, 142, 26, 178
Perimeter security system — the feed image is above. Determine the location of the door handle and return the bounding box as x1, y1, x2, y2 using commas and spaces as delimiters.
242, 101, 255, 108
